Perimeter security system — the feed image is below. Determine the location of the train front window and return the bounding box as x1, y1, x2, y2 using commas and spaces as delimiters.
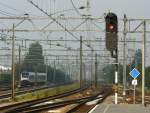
22, 73, 28, 78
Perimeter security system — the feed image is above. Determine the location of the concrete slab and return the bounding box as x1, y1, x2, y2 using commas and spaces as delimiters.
89, 104, 150, 113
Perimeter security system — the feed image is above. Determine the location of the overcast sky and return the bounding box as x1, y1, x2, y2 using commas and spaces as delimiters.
0, 0, 150, 67
0, 0, 150, 18
91, 0, 150, 18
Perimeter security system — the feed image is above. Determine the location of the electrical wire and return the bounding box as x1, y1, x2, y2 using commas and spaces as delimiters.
0, 1, 48, 18
0, 1, 21, 12
27, 0, 94, 50
0, 11, 12, 17
0, 1, 28, 15
70, 0, 81, 16
0, 9, 17, 16
0, 9, 18, 17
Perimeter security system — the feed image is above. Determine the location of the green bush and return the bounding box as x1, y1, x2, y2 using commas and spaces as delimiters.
0, 74, 11, 83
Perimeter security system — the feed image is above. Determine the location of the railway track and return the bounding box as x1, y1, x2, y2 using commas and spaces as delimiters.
12, 94, 101, 113
0, 85, 89, 113
0, 82, 73, 99
0, 86, 47, 99
67, 87, 112, 113
0, 86, 112, 113
0, 87, 10, 91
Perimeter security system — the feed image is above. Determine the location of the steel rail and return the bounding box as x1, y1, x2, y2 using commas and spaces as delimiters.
8, 87, 104, 113
67, 87, 112, 113
0, 83, 72, 99
0, 85, 89, 113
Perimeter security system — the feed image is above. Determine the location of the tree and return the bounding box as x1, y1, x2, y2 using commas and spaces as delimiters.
101, 64, 115, 84
127, 49, 142, 86
15, 42, 71, 83
101, 64, 123, 84
145, 66, 150, 87
23, 42, 44, 72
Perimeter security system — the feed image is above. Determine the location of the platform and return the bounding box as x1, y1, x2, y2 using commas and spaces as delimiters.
89, 104, 150, 113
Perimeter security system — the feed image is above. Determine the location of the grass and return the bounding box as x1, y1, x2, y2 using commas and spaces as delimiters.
0, 83, 80, 103
145, 88, 150, 95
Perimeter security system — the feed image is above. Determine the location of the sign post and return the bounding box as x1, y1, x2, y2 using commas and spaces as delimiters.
132, 79, 137, 104
130, 68, 140, 104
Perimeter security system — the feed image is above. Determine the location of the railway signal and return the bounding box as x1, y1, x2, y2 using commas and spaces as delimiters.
105, 12, 118, 54
105, 12, 119, 104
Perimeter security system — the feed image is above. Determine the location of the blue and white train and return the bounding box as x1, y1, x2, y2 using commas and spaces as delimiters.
20, 72, 47, 86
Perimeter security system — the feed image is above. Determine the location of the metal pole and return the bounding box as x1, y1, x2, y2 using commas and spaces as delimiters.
53, 60, 56, 83
86, 0, 90, 14
68, 62, 71, 80
18, 45, 21, 87
46, 58, 48, 84
76, 56, 78, 82
11, 24, 15, 100
91, 49, 94, 87
83, 63, 86, 85
115, 49, 118, 104
34, 66, 37, 86
84, 63, 86, 85
133, 83, 136, 104
95, 53, 98, 88
142, 21, 146, 105
80, 36, 83, 88
123, 14, 127, 99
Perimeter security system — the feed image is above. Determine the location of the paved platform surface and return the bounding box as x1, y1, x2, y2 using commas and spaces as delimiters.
89, 104, 150, 113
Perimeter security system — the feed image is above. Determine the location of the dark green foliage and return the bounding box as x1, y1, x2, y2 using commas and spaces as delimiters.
128, 49, 142, 86
102, 64, 115, 84
46, 66, 53, 82
101, 64, 123, 84
55, 69, 65, 82
0, 74, 11, 83
145, 66, 150, 87
23, 42, 44, 72
14, 42, 70, 83
101, 49, 150, 88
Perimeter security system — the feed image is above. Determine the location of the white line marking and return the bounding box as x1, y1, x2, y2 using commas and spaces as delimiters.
88, 105, 99, 113
103, 104, 110, 113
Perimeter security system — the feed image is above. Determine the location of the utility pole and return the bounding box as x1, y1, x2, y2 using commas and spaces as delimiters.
123, 14, 127, 99
68, 62, 71, 80
86, 0, 91, 16
53, 60, 56, 83
45, 57, 48, 84
18, 45, 21, 87
115, 49, 118, 104
94, 53, 98, 88
83, 63, 86, 85
34, 66, 37, 86
91, 49, 94, 87
142, 21, 146, 105
10, 18, 26, 97
11, 24, 15, 100
80, 36, 83, 88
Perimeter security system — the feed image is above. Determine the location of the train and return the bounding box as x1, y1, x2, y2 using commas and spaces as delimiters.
20, 72, 47, 86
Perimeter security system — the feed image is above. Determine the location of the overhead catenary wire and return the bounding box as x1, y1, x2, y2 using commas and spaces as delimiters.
0, 10, 14, 17
70, 0, 81, 16
27, 0, 79, 39
0, 1, 26, 14
0, 1, 146, 61
27, 0, 94, 50
0, 1, 52, 18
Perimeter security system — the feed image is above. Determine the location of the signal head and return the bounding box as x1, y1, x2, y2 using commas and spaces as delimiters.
105, 12, 118, 51
105, 12, 118, 33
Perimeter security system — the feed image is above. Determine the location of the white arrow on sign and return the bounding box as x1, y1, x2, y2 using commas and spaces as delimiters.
132, 79, 137, 86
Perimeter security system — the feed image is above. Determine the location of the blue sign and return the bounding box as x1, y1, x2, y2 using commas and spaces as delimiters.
130, 68, 140, 79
